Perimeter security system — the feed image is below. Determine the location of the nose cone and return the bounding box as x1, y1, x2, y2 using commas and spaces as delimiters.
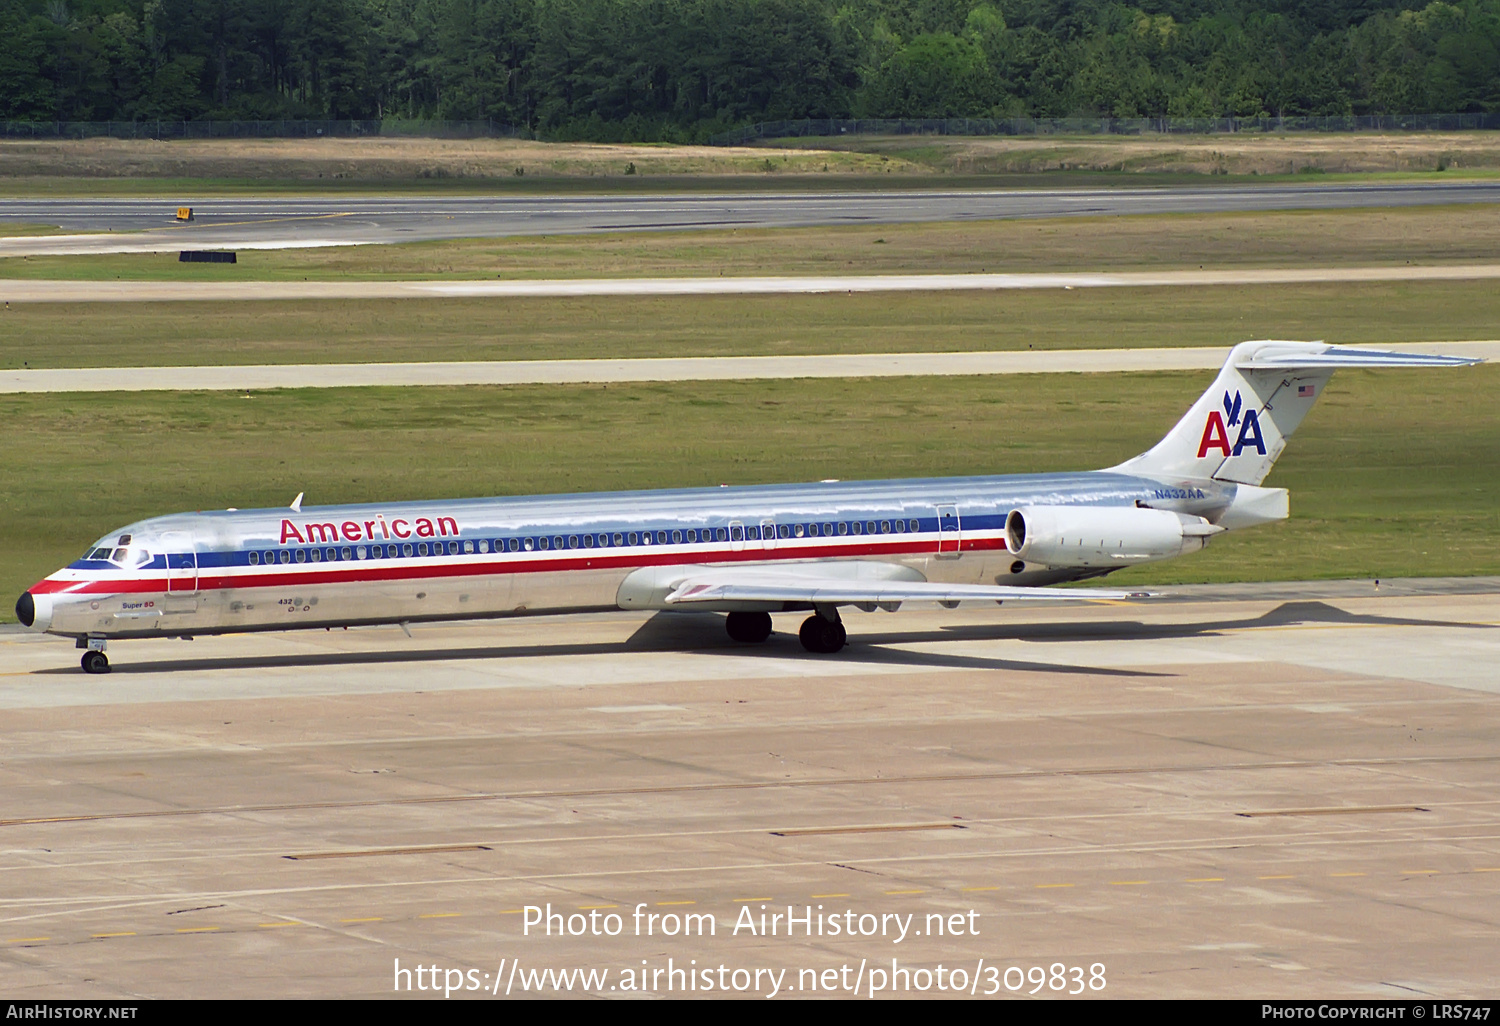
15, 590, 52, 632
15, 591, 34, 627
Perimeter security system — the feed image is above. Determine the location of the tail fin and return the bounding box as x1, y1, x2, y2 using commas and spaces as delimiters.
1112, 340, 1481, 485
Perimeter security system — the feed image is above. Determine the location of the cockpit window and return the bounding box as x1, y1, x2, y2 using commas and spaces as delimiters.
112, 548, 128, 562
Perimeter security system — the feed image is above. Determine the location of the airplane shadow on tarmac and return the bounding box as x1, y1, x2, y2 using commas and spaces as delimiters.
30, 600, 1487, 677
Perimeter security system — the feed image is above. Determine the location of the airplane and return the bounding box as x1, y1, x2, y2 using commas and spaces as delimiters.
15, 340, 1480, 674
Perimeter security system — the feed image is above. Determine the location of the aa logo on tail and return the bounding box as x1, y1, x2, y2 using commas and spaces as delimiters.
1198, 390, 1266, 458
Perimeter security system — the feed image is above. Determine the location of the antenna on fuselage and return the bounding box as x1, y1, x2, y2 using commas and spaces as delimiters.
290, 492, 304, 513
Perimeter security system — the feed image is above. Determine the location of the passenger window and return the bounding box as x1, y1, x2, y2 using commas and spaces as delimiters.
613, 533, 624, 546
248, 551, 259, 565
296, 550, 307, 562
356, 546, 367, 559
327, 548, 337, 560
672, 530, 682, 544
279, 550, 291, 564
717, 528, 727, 542
341, 547, 351, 559
311, 549, 322, 561
403, 543, 414, 557
730, 526, 742, 541
568, 535, 579, 549
584, 534, 595, 548
881, 521, 890, 533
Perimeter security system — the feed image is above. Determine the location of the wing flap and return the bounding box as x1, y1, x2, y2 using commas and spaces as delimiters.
665, 578, 1144, 606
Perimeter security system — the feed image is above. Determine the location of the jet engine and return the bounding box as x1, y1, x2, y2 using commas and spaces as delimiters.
1005, 506, 1223, 569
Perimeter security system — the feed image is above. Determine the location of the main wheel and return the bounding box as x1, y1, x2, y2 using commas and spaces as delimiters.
81, 650, 110, 674
798, 615, 846, 654
725, 611, 773, 643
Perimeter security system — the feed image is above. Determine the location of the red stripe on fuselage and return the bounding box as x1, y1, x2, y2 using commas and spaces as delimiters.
30, 536, 1008, 597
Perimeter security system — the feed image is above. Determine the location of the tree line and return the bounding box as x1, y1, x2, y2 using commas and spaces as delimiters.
3, 0, 1499, 139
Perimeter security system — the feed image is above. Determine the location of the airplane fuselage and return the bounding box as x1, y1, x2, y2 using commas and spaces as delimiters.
23, 469, 1231, 640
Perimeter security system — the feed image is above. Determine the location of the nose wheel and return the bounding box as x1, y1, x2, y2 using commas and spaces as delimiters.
81, 650, 110, 674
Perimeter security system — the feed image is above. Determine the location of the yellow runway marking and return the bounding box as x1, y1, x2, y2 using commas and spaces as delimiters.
1109, 880, 1149, 886
810, 893, 850, 899
7, 937, 50, 943
1035, 883, 1075, 889
499, 909, 525, 914
1475, 868, 1500, 873
1329, 872, 1367, 878
961, 886, 1001, 892
1186, 877, 1226, 883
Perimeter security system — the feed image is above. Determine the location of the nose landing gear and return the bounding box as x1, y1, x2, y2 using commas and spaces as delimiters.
78, 637, 110, 674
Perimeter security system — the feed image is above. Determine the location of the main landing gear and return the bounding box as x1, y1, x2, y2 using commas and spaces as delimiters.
798, 609, 846, 654
725, 611, 773, 644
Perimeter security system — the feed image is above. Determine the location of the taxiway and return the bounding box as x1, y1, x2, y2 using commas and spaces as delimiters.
2, 580, 1497, 998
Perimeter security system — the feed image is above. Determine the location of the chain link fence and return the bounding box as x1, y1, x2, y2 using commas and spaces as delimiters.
709, 114, 1500, 146
0, 120, 525, 140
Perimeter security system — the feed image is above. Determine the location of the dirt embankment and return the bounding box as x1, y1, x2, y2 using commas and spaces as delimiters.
0, 137, 913, 180
785, 132, 1500, 175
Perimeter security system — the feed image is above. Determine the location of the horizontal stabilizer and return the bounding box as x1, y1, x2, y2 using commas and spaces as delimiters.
1237, 344, 1482, 370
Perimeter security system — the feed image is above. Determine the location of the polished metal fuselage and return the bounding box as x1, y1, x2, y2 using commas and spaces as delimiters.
31, 470, 1232, 640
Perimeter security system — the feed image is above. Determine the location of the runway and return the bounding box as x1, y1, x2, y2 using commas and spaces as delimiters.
2, 580, 1498, 997
4, 341, 1495, 394
3, 181, 1499, 255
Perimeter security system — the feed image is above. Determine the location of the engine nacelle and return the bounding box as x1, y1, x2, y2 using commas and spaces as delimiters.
1005, 506, 1223, 569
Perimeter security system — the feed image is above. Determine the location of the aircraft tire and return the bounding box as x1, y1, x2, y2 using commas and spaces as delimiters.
726, 611, 773, 643
798, 615, 846, 654
81, 650, 110, 674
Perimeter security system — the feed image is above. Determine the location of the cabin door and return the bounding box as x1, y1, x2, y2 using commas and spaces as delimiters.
935, 504, 961, 559
161, 531, 198, 594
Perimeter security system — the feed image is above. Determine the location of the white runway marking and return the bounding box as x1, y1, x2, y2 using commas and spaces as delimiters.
3, 341, 1494, 394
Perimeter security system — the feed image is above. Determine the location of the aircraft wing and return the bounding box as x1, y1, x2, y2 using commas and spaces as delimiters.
663, 574, 1145, 607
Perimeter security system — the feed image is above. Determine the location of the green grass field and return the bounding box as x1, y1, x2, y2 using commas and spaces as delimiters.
4, 367, 1496, 619
5, 279, 1498, 370
7, 205, 1500, 282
